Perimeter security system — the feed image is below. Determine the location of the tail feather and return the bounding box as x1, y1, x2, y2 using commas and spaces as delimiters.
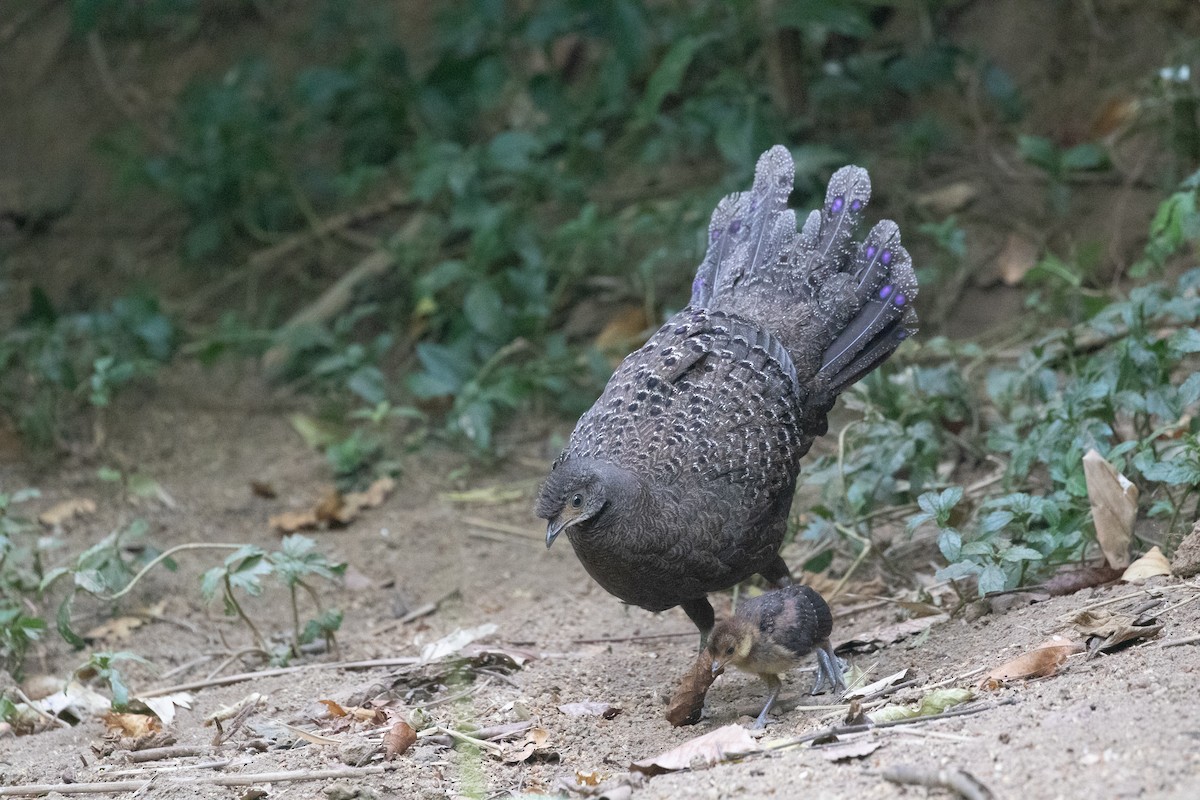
689, 145, 918, 397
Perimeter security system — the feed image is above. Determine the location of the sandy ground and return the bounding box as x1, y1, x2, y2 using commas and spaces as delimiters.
1, 365, 1198, 800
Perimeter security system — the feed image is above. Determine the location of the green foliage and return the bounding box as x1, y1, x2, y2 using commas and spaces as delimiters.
1017, 134, 1111, 216
74, 651, 151, 710
0, 292, 175, 448
0, 489, 48, 677
200, 535, 345, 662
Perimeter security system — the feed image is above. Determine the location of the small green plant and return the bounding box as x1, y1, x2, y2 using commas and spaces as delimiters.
74, 651, 152, 710
0, 489, 48, 677
0, 292, 175, 448
200, 535, 345, 664
1017, 134, 1110, 216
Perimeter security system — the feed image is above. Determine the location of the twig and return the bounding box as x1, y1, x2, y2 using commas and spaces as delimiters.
881, 765, 995, 800
892, 728, 978, 743
461, 516, 542, 540
1056, 583, 1194, 623
102, 760, 230, 779
1157, 634, 1200, 649
0, 764, 407, 796
158, 655, 214, 682
572, 630, 696, 645
139, 656, 420, 698
11, 687, 70, 729
205, 648, 266, 681
765, 698, 1015, 751
425, 725, 503, 754
84, 32, 171, 151
120, 746, 214, 764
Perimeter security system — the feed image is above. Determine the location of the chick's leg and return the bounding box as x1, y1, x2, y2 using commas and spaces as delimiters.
753, 673, 783, 729
680, 597, 715, 648
811, 639, 847, 696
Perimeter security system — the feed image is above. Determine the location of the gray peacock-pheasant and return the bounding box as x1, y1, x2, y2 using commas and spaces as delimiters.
535, 145, 918, 641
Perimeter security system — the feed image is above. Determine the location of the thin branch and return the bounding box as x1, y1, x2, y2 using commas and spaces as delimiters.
0, 764, 405, 796
139, 656, 420, 698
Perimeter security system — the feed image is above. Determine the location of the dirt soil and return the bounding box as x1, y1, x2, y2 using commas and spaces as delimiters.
3, 0, 1200, 798
1, 366, 1199, 800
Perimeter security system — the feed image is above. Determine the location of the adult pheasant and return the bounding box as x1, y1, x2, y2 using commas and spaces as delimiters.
536, 146, 917, 639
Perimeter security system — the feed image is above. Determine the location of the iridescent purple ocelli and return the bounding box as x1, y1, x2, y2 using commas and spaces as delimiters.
893, 293, 906, 306
881, 250, 892, 265
880, 285, 893, 299
851, 199, 862, 211
831, 197, 844, 213
865, 245, 877, 259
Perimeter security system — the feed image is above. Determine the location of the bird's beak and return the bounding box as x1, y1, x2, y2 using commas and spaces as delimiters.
711, 659, 724, 677
545, 517, 568, 549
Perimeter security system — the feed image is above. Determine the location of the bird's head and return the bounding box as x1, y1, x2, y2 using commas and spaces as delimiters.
707, 617, 755, 675
535, 458, 628, 549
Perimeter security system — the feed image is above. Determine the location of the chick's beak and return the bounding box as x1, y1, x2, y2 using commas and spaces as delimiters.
545, 517, 568, 549
710, 658, 724, 677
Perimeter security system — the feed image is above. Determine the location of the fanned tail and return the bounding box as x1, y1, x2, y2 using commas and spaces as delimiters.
690, 146, 918, 398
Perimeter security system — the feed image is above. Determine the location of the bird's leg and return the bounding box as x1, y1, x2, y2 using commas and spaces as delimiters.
811, 639, 847, 696
759, 554, 793, 589
680, 597, 715, 649
753, 673, 783, 729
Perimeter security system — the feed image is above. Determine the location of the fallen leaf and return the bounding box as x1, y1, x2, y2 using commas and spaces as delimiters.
502, 727, 557, 763
84, 615, 145, 642
419, 623, 498, 664
1083, 449, 1137, 569
914, 182, 977, 215
997, 232, 1040, 286
342, 476, 395, 513
36, 681, 111, 722
104, 712, 160, 737
383, 721, 417, 760
868, 688, 974, 723
204, 693, 267, 726
249, 481, 277, 499
979, 636, 1083, 690
38, 498, 96, 526
1067, 609, 1163, 656
133, 692, 193, 727
1122, 547, 1171, 582
269, 509, 320, 533
817, 738, 882, 762
594, 305, 650, 354
575, 771, 604, 787
841, 614, 949, 652
1041, 563, 1123, 595
559, 701, 622, 719
843, 668, 910, 701
632, 724, 757, 775
666, 648, 721, 727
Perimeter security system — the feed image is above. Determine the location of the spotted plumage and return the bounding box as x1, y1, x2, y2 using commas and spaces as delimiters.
536, 145, 918, 639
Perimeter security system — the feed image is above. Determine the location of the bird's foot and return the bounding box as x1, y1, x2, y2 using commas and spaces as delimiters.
810, 642, 848, 696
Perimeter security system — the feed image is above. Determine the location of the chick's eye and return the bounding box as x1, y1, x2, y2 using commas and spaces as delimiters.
725, 646, 734, 655
571, 493, 583, 508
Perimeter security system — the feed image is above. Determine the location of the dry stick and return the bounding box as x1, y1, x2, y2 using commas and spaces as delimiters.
881, 765, 995, 800
1157, 634, 1200, 649
0, 764, 408, 796
1056, 583, 1191, 622
461, 516, 542, 540
119, 746, 215, 764
139, 656, 420, 698
101, 761, 232, 780
572, 630, 696, 645
765, 698, 1016, 752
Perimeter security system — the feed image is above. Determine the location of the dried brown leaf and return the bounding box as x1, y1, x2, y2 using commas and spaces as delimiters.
1083, 449, 1137, 569
631, 723, 757, 775
914, 181, 977, 215
666, 648, 721, 727
502, 727, 556, 763
842, 613, 949, 652
38, 498, 96, 526
84, 615, 145, 642
1068, 610, 1163, 654
1041, 563, 1123, 596
979, 635, 1083, 689
997, 232, 1040, 286
249, 480, 277, 499
103, 712, 160, 737
383, 721, 417, 760
268, 509, 319, 533
1122, 547, 1171, 583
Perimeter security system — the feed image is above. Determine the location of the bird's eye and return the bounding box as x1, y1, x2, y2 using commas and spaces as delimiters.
571, 493, 583, 508
725, 646, 735, 655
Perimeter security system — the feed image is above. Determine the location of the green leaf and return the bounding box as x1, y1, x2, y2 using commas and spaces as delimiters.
978, 565, 1008, 594
1060, 143, 1108, 172
938, 529, 962, 562
1017, 135, 1059, 172
463, 283, 508, 340
57, 591, 85, 650
634, 35, 712, 124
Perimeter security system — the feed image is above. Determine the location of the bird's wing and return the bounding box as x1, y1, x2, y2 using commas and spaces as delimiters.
562, 308, 807, 498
